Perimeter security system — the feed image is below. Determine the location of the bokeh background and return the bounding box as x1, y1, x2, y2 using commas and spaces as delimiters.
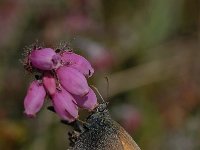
0, 0, 199, 149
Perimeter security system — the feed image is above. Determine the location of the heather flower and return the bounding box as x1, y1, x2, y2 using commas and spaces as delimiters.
42, 72, 56, 95
24, 80, 46, 117
56, 66, 89, 96
29, 48, 61, 70
52, 87, 78, 122
73, 88, 98, 110
61, 51, 94, 77
22, 44, 97, 122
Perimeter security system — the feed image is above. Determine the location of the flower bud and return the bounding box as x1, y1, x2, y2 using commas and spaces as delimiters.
73, 88, 98, 110
29, 48, 61, 70
24, 80, 46, 117
42, 72, 56, 95
61, 51, 94, 77
56, 66, 89, 96
52, 87, 78, 122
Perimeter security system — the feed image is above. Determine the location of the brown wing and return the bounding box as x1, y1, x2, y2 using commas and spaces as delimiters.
113, 121, 141, 150
69, 111, 141, 150
69, 122, 125, 150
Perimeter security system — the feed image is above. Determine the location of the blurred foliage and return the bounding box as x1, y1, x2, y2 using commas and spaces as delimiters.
0, 0, 199, 150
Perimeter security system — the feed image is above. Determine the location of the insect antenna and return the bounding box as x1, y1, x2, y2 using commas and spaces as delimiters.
90, 85, 105, 103
104, 76, 110, 100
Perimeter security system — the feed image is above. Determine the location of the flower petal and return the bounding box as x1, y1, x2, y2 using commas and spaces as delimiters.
52, 87, 78, 122
56, 66, 89, 96
61, 51, 94, 77
42, 72, 56, 95
24, 80, 46, 117
73, 88, 98, 110
29, 48, 61, 70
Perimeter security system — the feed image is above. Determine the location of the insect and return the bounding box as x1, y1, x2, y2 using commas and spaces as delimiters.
66, 102, 141, 150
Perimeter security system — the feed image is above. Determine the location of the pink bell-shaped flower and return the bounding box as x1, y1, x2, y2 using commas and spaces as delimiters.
73, 88, 98, 110
56, 66, 89, 96
61, 51, 94, 77
42, 72, 56, 95
29, 48, 61, 70
24, 80, 46, 117
52, 87, 78, 122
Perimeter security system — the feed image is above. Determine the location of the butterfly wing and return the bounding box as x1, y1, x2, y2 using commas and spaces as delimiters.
69, 119, 141, 150
68, 104, 141, 150
69, 120, 124, 150
113, 121, 141, 150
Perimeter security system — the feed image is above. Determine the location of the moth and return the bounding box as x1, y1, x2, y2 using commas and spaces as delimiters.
67, 102, 141, 150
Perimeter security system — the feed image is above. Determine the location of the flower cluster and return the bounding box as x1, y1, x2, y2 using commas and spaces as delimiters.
23, 47, 98, 122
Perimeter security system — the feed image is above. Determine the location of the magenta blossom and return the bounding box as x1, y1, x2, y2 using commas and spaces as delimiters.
23, 45, 97, 122
42, 72, 56, 95
29, 48, 61, 70
61, 51, 94, 77
73, 88, 98, 110
24, 80, 46, 117
56, 66, 89, 96
52, 87, 78, 122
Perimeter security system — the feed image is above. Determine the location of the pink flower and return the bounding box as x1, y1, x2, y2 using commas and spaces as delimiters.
61, 51, 94, 77
22, 46, 97, 122
42, 72, 56, 95
24, 80, 46, 117
73, 88, 98, 110
56, 66, 89, 96
29, 48, 61, 70
52, 87, 78, 122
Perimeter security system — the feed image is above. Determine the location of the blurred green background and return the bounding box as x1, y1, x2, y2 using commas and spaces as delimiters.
0, 0, 199, 149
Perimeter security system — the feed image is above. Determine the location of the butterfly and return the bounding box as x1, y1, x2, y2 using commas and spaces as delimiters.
66, 102, 141, 150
